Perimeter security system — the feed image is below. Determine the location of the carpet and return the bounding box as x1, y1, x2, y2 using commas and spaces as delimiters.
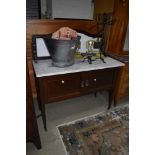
57, 105, 129, 155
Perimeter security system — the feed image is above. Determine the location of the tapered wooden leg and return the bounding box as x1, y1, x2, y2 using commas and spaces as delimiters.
33, 134, 42, 149
36, 95, 47, 131
114, 97, 117, 107
42, 112, 47, 131
108, 89, 113, 109
108, 68, 120, 109
38, 98, 47, 131
35, 78, 47, 131
94, 92, 97, 97
36, 99, 47, 131
37, 99, 42, 111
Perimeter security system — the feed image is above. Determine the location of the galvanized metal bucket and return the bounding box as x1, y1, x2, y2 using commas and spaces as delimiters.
44, 36, 81, 67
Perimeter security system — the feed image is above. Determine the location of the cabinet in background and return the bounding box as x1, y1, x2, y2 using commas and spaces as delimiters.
107, 0, 129, 103
108, 0, 129, 56
115, 62, 129, 102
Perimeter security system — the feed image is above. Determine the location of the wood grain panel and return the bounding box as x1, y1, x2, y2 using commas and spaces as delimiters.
107, 0, 129, 55
36, 68, 117, 104
26, 60, 41, 149
27, 57, 37, 98
106, 0, 129, 103
115, 62, 129, 102
43, 73, 81, 103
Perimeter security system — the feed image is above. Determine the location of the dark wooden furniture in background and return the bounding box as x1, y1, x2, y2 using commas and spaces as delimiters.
107, 0, 129, 103
108, 0, 129, 56
26, 61, 41, 149
115, 62, 129, 102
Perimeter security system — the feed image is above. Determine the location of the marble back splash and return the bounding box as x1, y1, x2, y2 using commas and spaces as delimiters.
32, 57, 124, 77
35, 32, 100, 57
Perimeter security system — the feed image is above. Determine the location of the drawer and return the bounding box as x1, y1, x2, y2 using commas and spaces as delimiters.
43, 73, 81, 100
80, 71, 93, 91
90, 68, 115, 88
80, 68, 115, 92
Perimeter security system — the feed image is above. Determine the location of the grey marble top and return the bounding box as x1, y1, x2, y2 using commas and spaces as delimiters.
32, 57, 124, 77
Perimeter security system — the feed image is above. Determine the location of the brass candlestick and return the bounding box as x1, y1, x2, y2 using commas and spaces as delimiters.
86, 40, 94, 53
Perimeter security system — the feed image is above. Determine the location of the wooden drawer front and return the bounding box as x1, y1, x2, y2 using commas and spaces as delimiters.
80, 68, 115, 92
90, 69, 114, 88
43, 73, 80, 100
80, 71, 91, 90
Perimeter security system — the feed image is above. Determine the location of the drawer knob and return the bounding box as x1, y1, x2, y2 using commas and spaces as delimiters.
93, 78, 97, 82
61, 80, 65, 84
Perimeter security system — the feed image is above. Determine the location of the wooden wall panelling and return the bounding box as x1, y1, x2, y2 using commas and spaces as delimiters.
26, 20, 98, 57
107, 0, 129, 56
115, 62, 129, 103
105, 0, 129, 103
26, 19, 98, 98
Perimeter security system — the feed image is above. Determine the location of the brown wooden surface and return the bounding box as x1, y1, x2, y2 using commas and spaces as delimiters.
80, 69, 114, 93
41, 73, 81, 103
27, 19, 98, 57
26, 61, 41, 149
107, 0, 129, 56
26, 19, 98, 98
106, 0, 129, 103
27, 57, 37, 98
37, 69, 116, 104
115, 62, 129, 102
